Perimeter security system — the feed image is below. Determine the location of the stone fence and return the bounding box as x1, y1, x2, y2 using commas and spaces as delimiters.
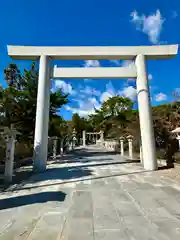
102, 135, 143, 163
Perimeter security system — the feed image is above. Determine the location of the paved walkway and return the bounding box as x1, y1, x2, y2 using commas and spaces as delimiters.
0, 146, 180, 239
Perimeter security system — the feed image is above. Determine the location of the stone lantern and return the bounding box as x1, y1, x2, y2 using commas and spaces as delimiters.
127, 135, 133, 159
72, 128, 77, 149
0, 126, 20, 183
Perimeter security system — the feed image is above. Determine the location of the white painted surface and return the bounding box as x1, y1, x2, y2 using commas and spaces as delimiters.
33, 55, 50, 172
53, 67, 137, 79
7, 45, 178, 60
135, 54, 157, 170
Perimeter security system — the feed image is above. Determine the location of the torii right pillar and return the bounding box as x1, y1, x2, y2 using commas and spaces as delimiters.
135, 54, 157, 171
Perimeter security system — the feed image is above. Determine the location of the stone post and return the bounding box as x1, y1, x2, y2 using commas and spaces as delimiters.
70, 140, 73, 150
119, 137, 124, 156
33, 55, 50, 172
127, 135, 133, 160
100, 130, 104, 146
83, 130, 86, 147
135, 54, 157, 171
52, 137, 58, 160
110, 141, 113, 150
4, 135, 15, 183
113, 142, 116, 151
92, 134, 95, 144
66, 138, 70, 152
60, 138, 63, 156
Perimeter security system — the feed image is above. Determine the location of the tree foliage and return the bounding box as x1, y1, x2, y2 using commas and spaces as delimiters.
71, 113, 92, 143
1, 62, 69, 141
88, 96, 134, 138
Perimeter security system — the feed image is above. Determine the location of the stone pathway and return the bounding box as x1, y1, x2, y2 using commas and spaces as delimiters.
0, 146, 180, 239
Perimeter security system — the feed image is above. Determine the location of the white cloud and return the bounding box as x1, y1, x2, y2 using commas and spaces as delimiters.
148, 74, 153, 80
79, 86, 101, 97
109, 60, 121, 66
130, 10, 165, 44
174, 88, 180, 94
100, 92, 113, 103
54, 80, 76, 95
155, 92, 167, 102
106, 81, 115, 95
121, 60, 135, 68
64, 80, 138, 117
120, 86, 137, 100
84, 60, 100, 68
65, 97, 101, 117
100, 81, 116, 103
172, 88, 180, 100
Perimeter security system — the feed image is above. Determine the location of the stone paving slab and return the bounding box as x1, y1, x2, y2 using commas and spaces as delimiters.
0, 146, 180, 239
27, 212, 65, 240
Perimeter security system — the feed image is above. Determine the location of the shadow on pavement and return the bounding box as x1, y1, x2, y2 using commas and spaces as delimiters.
55, 147, 118, 161
16, 159, 137, 186
27, 165, 93, 184
0, 191, 66, 210
1, 147, 136, 192
15, 169, 150, 192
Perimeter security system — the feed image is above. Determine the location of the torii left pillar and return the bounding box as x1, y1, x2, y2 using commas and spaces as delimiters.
33, 55, 50, 172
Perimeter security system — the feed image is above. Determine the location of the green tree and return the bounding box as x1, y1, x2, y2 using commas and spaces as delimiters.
49, 115, 69, 138
1, 63, 69, 141
88, 96, 134, 138
71, 113, 91, 143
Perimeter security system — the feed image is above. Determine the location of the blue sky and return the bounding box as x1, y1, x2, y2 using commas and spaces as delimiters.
0, 0, 180, 120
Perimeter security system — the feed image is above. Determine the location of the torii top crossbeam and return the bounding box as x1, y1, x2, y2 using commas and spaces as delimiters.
7, 45, 178, 60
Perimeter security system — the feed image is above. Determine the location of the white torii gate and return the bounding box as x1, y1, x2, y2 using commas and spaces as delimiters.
7, 45, 178, 172
82, 130, 104, 146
